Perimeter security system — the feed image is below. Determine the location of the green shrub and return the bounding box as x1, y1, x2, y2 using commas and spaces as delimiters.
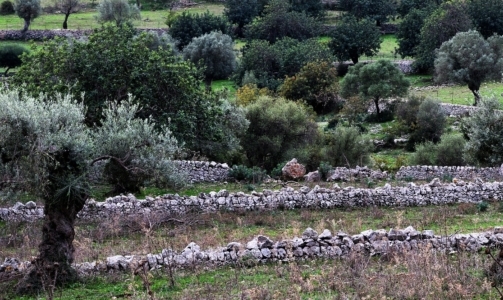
0, 44, 29, 75
396, 95, 424, 129
228, 165, 267, 183
0, 0, 14, 15
409, 98, 446, 148
241, 96, 319, 171
322, 126, 373, 167
477, 201, 489, 212
411, 141, 437, 165
435, 134, 466, 166
318, 161, 333, 180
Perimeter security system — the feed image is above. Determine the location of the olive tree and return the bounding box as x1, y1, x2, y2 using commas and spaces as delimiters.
14, 0, 41, 32
463, 96, 503, 166
55, 0, 80, 29
328, 15, 381, 64
183, 31, 237, 88
0, 91, 182, 294
434, 30, 503, 106
340, 60, 410, 117
96, 0, 140, 27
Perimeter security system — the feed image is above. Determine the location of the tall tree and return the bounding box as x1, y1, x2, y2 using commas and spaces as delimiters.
340, 60, 410, 116
14, 0, 41, 32
95, 0, 140, 27
328, 15, 381, 64
434, 30, 503, 106
224, 0, 260, 37
0, 92, 182, 294
338, 0, 396, 26
55, 0, 80, 29
468, 0, 503, 38
183, 31, 237, 89
414, 0, 472, 71
244, 0, 321, 43
396, 8, 431, 58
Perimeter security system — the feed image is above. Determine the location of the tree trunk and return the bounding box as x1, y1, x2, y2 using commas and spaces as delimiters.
22, 18, 30, 33
204, 77, 212, 92
374, 97, 380, 117
63, 11, 71, 29
16, 148, 88, 295
349, 48, 359, 64
3, 67, 10, 76
470, 87, 481, 106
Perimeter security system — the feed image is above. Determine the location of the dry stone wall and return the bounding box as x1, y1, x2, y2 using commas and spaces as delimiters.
173, 160, 229, 183
2, 226, 503, 276
2, 179, 503, 222
396, 165, 503, 182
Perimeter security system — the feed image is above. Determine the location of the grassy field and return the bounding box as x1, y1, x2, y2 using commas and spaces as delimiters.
0, 3, 225, 30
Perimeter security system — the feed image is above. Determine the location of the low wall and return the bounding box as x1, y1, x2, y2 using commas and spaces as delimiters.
0, 28, 168, 41
2, 226, 502, 275
2, 179, 503, 222
396, 165, 503, 182
173, 160, 229, 183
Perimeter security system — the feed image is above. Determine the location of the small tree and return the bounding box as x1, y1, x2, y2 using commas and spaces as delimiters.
0, 0, 15, 15
0, 44, 29, 75
169, 11, 231, 50
55, 0, 80, 29
338, 0, 396, 26
322, 125, 373, 167
242, 96, 318, 171
14, 0, 41, 32
434, 30, 503, 106
411, 98, 446, 145
183, 31, 237, 89
463, 96, 503, 166
280, 60, 340, 114
96, 0, 140, 27
340, 60, 410, 117
328, 15, 381, 64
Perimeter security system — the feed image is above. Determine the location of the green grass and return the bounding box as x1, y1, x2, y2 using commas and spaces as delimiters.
410, 81, 503, 106
0, 3, 225, 30
212, 79, 237, 94
361, 34, 399, 61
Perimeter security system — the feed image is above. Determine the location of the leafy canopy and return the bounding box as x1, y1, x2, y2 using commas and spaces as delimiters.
95, 0, 140, 27
340, 60, 410, 116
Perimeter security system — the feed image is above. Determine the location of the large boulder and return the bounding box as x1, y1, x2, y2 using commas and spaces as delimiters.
281, 158, 306, 180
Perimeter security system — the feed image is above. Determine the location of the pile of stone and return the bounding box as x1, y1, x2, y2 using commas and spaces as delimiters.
173, 160, 229, 183
396, 165, 503, 182
2, 226, 501, 276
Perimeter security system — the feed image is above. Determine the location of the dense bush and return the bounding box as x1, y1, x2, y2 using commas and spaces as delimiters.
244, 0, 321, 43
235, 37, 333, 90
280, 61, 340, 114
435, 134, 466, 166
169, 11, 231, 50
228, 165, 267, 183
410, 141, 437, 165
0, 44, 29, 75
241, 96, 319, 171
409, 98, 446, 147
322, 126, 373, 167
0, 0, 14, 14
395, 95, 424, 129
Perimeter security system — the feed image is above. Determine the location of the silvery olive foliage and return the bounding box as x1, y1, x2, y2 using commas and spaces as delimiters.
14, 0, 41, 32
96, 0, 140, 27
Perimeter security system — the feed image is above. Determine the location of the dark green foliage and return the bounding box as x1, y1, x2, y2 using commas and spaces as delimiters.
397, 8, 431, 58
469, 0, 503, 38
169, 11, 231, 49
396, 95, 424, 129
224, 0, 260, 36
280, 60, 340, 114
338, 0, 396, 26
414, 0, 472, 71
0, 0, 14, 14
477, 201, 489, 212
228, 165, 267, 183
340, 60, 410, 117
289, 0, 326, 19
235, 37, 333, 90
183, 31, 237, 87
434, 30, 503, 106
241, 96, 319, 171
328, 15, 381, 64
435, 134, 466, 166
318, 161, 333, 180
14, 0, 41, 32
322, 126, 373, 167
244, 0, 321, 43
0, 44, 29, 75
396, 0, 438, 17
409, 98, 446, 146
11, 25, 238, 159
463, 97, 503, 166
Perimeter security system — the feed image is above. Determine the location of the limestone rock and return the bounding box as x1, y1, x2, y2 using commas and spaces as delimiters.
281, 159, 306, 180
304, 171, 321, 182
